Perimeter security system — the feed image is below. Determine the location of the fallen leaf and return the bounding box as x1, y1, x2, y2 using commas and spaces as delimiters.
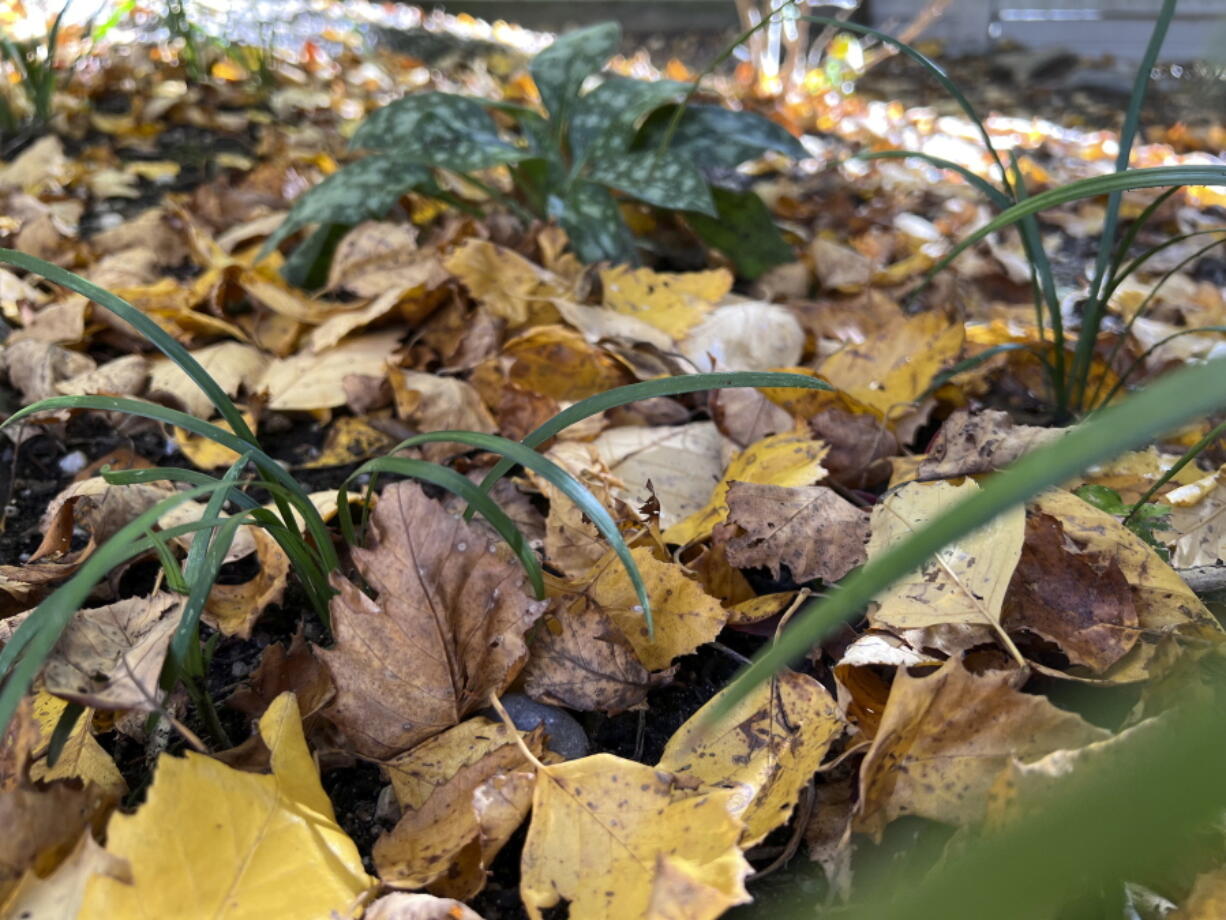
42, 593, 181, 711
0, 832, 130, 920
499, 325, 634, 401
445, 239, 568, 328
523, 599, 671, 713
725, 482, 869, 583
375, 744, 537, 897
383, 717, 545, 811
364, 892, 485, 920
78, 693, 375, 918
819, 310, 964, 419
146, 341, 266, 418
520, 753, 751, 919
1166, 466, 1226, 568
679, 299, 804, 372
204, 526, 290, 638
592, 423, 730, 531
811, 237, 873, 292
916, 409, 1068, 480
1002, 511, 1139, 673
257, 330, 403, 411
600, 265, 731, 339
645, 854, 747, 920
28, 694, 126, 800
866, 480, 1025, 654
1029, 490, 1223, 682
663, 431, 829, 546
1175, 867, 1226, 919
587, 548, 729, 672
856, 658, 1109, 838
658, 670, 844, 845
227, 629, 334, 725
390, 369, 498, 462
302, 415, 397, 468
321, 481, 546, 758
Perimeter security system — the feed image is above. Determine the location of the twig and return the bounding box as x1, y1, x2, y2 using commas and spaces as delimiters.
1178, 565, 1226, 596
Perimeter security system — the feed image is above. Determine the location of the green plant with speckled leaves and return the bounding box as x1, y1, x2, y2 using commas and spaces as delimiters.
261, 21, 805, 286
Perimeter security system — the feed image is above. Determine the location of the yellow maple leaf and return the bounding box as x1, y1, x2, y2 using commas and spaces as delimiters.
600, 265, 731, 339
662, 431, 828, 546
658, 670, 844, 846
78, 693, 376, 919
520, 753, 750, 919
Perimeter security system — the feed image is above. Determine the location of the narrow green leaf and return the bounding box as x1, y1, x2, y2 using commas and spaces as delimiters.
712, 356, 1226, 721
474, 371, 832, 509
336, 456, 544, 599
345, 431, 650, 633
929, 166, 1226, 280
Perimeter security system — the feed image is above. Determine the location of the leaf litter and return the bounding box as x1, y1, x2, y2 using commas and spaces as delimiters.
0, 5, 1225, 919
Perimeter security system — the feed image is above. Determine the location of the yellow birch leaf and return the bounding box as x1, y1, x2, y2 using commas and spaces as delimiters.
589, 548, 728, 671
30, 694, 125, 801
173, 410, 257, 470
600, 265, 731, 339
78, 693, 376, 919
444, 239, 567, 328
520, 753, 750, 920
819, 310, 964, 418
662, 432, 828, 546
0, 830, 129, 920
1176, 867, 1226, 919
658, 670, 844, 846
866, 480, 1024, 651
256, 330, 402, 411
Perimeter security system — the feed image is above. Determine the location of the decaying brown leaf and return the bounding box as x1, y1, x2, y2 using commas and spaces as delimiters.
917, 409, 1068, 480
321, 481, 546, 758
523, 600, 672, 714
725, 482, 869, 584
1002, 511, 1139, 673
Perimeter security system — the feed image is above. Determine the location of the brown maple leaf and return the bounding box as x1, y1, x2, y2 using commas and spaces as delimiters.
321, 482, 546, 759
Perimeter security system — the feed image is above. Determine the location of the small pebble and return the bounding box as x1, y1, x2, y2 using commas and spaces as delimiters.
58, 450, 89, 475
490, 693, 590, 761
375, 785, 402, 826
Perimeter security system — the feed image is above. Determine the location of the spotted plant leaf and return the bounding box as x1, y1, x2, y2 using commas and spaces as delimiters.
530, 21, 620, 123
568, 76, 689, 163
259, 155, 432, 258
635, 104, 807, 169
552, 181, 637, 265
586, 151, 716, 216
686, 186, 795, 280
351, 92, 501, 151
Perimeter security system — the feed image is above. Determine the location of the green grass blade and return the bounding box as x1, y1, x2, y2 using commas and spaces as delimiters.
3, 394, 339, 577
1073, 0, 1177, 410
927, 166, 1226, 283
0, 249, 258, 446
0, 481, 255, 737
337, 456, 544, 599
1009, 150, 1066, 408
1092, 235, 1226, 408
1106, 186, 1179, 285
1123, 416, 1226, 526
854, 150, 1011, 207
710, 356, 1226, 722
800, 15, 1012, 193
473, 371, 832, 507
347, 431, 646, 631
171, 458, 249, 668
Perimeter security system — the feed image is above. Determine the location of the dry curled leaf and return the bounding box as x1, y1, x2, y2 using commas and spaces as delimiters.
321, 481, 546, 759
916, 409, 1068, 480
